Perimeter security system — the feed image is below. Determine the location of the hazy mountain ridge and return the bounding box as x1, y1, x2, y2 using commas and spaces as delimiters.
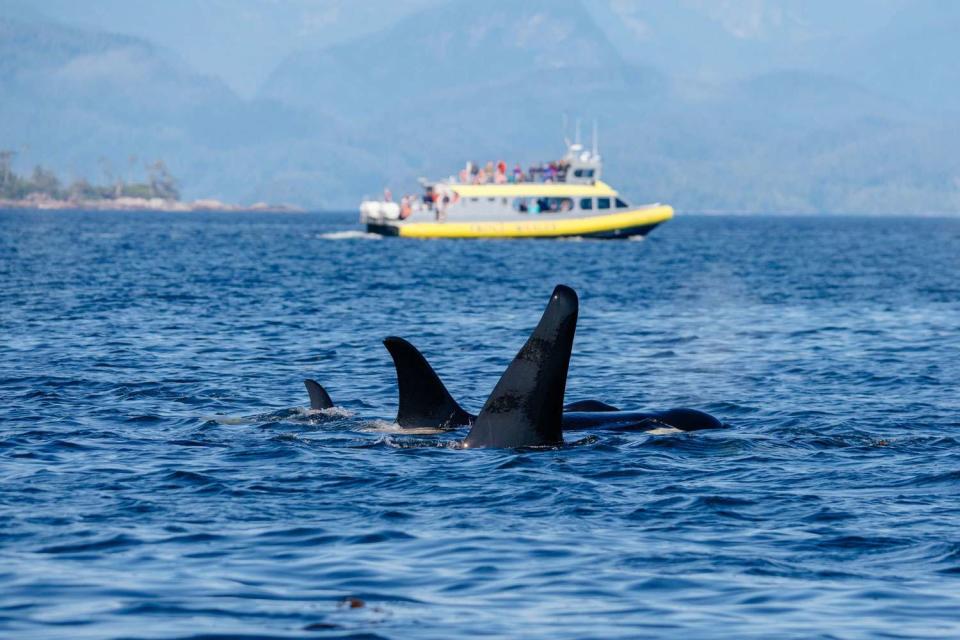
261, 0, 629, 110
0, 12, 355, 205
2, 0, 959, 212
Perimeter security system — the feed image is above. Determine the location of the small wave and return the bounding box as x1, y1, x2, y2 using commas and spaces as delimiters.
206, 405, 354, 426
363, 434, 454, 449
360, 419, 450, 435
318, 230, 383, 240
40, 534, 142, 555
298, 406, 354, 419
206, 415, 252, 426
645, 426, 683, 436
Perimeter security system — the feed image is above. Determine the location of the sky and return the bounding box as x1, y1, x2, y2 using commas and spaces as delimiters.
2, 0, 958, 212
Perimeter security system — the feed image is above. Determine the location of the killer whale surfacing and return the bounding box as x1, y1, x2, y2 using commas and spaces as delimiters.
304, 379, 334, 410
463, 284, 579, 448
301, 284, 724, 447
376, 338, 723, 434
383, 337, 472, 429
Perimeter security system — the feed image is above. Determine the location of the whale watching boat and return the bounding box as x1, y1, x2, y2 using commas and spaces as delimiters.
359, 136, 673, 239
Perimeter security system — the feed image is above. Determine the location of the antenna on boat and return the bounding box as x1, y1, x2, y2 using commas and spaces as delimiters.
562, 113, 570, 147
592, 119, 599, 158
575, 118, 582, 146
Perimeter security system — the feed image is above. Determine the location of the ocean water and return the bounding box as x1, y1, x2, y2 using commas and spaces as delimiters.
1, 209, 959, 639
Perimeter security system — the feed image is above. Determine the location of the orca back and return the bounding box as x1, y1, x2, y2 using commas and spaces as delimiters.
563, 399, 619, 412
561, 408, 724, 432
652, 408, 724, 431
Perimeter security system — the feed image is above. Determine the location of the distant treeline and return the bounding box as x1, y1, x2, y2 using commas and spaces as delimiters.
0, 151, 180, 201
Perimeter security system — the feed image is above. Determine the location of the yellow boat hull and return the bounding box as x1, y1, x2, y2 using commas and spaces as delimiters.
370, 205, 674, 239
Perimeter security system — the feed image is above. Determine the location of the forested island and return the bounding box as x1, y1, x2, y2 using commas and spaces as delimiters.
0, 151, 299, 212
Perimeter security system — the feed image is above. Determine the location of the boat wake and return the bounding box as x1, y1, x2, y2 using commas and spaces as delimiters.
317, 230, 383, 240
361, 419, 452, 435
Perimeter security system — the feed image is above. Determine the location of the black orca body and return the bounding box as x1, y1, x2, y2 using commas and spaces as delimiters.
380, 339, 723, 434
562, 399, 620, 413
560, 407, 722, 432
463, 284, 578, 448
382, 337, 472, 429
384, 337, 624, 428
306, 286, 578, 448
303, 285, 724, 448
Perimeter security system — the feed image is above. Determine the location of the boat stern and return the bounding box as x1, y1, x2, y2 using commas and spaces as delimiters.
360, 199, 402, 235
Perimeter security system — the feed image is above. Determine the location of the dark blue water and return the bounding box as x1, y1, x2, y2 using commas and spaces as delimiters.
2, 210, 959, 639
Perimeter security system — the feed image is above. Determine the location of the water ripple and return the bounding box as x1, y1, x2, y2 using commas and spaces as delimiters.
1, 211, 959, 638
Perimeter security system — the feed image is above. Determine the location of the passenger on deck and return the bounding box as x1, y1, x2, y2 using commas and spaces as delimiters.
438, 193, 450, 221
513, 163, 523, 183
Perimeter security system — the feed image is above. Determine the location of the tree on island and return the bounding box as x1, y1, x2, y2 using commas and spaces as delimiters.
146, 160, 179, 201
0, 150, 181, 202
0, 150, 24, 198
30, 166, 61, 198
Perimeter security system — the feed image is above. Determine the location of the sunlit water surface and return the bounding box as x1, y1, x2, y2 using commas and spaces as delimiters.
2, 210, 959, 638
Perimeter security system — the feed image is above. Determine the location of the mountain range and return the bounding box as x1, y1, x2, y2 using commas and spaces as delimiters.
1, 0, 958, 213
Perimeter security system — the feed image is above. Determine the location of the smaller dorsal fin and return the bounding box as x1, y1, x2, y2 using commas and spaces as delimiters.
563, 399, 619, 412
304, 379, 334, 410
383, 337, 474, 429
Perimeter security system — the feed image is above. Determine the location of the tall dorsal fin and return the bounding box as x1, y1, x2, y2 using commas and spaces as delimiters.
464, 285, 578, 448
304, 379, 334, 410
383, 337, 474, 429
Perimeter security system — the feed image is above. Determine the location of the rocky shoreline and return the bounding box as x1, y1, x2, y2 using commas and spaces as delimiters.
0, 194, 303, 213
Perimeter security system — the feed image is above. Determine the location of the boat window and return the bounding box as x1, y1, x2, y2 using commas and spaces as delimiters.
487, 197, 495, 202
535, 197, 573, 214
574, 168, 595, 179
502, 198, 508, 206
597, 197, 611, 210
470, 198, 478, 203
616, 198, 628, 208
580, 198, 593, 210
513, 197, 529, 213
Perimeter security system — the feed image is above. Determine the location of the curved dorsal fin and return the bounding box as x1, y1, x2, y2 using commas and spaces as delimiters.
304, 379, 334, 410
383, 337, 474, 429
464, 285, 578, 448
